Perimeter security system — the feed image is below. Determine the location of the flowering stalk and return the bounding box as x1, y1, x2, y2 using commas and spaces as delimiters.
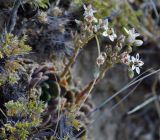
95, 35, 101, 56
64, 4, 144, 121
76, 78, 97, 113
75, 62, 112, 105
61, 34, 95, 78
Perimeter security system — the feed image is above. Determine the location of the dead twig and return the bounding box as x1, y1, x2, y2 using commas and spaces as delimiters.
6, 0, 21, 33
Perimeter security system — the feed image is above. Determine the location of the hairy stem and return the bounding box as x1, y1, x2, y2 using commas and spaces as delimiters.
60, 35, 94, 78
76, 64, 111, 112
95, 35, 101, 56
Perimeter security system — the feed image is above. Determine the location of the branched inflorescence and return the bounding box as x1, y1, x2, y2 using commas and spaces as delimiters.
78, 4, 144, 78
0, 2, 145, 140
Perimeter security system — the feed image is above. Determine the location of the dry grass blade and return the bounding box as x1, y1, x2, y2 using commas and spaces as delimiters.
72, 76, 142, 139
127, 96, 157, 115
89, 68, 155, 115
72, 68, 160, 139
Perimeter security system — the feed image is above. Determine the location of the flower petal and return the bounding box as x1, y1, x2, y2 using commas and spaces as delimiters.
83, 4, 87, 10
138, 61, 144, 67
132, 65, 135, 70
109, 35, 114, 41
136, 67, 140, 74
134, 40, 143, 47
134, 33, 140, 38
131, 56, 135, 62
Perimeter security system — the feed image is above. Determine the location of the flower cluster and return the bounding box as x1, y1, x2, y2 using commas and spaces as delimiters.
83, 5, 117, 42
81, 4, 144, 77
120, 28, 144, 77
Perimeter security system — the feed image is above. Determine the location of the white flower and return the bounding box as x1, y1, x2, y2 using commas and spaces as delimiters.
83, 4, 96, 16
124, 28, 140, 41
101, 19, 117, 41
101, 19, 109, 31
83, 4, 97, 23
124, 27, 143, 46
121, 53, 144, 75
102, 28, 117, 41
130, 53, 144, 74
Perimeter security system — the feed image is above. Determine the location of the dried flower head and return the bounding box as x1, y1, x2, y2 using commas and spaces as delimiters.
121, 52, 130, 65
96, 52, 106, 66
37, 11, 48, 23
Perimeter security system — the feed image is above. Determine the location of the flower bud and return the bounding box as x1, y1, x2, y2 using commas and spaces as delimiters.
96, 53, 106, 66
